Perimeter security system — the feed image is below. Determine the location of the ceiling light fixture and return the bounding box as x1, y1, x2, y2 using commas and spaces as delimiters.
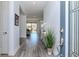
33, 2, 36, 5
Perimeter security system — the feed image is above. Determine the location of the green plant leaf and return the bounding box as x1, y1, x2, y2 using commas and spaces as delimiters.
44, 29, 55, 48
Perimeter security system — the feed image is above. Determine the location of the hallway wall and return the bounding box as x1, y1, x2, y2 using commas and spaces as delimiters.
19, 14, 27, 38
8, 1, 20, 56
14, 1, 20, 56
43, 1, 60, 55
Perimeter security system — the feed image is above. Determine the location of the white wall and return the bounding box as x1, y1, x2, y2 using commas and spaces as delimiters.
43, 1, 60, 55
8, 1, 15, 56
37, 20, 41, 39
20, 14, 27, 38
14, 1, 20, 56
14, 1, 20, 15
8, 1, 20, 56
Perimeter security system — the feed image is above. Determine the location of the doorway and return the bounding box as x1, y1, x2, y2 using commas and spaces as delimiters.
26, 23, 37, 38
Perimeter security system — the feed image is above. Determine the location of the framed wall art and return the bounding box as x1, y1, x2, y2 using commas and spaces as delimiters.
15, 13, 19, 26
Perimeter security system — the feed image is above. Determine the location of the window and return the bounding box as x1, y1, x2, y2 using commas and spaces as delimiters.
26, 23, 37, 32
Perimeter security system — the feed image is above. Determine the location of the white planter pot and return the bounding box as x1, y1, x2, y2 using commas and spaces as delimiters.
47, 48, 52, 55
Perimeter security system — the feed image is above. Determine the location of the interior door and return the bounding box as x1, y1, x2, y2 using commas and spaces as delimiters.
0, 2, 8, 54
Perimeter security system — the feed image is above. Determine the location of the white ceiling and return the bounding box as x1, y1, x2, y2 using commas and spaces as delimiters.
20, 1, 48, 18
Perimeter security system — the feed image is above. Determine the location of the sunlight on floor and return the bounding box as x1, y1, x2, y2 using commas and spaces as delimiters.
30, 31, 38, 46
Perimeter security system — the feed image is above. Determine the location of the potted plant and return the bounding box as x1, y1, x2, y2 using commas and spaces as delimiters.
45, 29, 55, 55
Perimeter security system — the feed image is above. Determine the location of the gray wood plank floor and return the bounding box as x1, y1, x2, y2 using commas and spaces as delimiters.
0, 39, 54, 57
19, 39, 54, 57
0, 32, 54, 57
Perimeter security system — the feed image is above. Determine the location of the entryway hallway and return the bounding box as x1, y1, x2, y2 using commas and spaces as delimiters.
18, 31, 53, 57
0, 1, 65, 57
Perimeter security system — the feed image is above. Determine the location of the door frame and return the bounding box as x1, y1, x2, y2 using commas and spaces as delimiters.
60, 1, 65, 57
65, 1, 69, 57
60, 1, 69, 57
68, 1, 70, 57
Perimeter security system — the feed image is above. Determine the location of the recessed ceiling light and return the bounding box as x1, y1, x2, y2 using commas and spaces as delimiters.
33, 2, 36, 5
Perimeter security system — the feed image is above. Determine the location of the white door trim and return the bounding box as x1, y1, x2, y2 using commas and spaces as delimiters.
65, 1, 69, 57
